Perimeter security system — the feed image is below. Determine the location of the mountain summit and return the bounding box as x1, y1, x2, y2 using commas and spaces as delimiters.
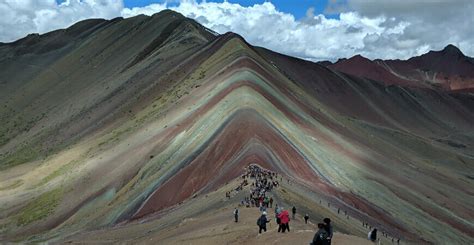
441, 44, 464, 56
0, 10, 473, 245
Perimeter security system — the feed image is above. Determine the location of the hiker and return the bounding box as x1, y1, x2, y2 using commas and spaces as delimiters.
276, 213, 281, 232
323, 218, 333, 244
277, 208, 290, 233
311, 223, 329, 245
292, 206, 296, 219
269, 197, 273, 208
368, 228, 377, 242
234, 208, 239, 222
304, 214, 309, 224
257, 211, 270, 234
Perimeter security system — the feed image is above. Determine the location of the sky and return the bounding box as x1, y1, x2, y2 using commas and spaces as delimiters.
0, 0, 473, 61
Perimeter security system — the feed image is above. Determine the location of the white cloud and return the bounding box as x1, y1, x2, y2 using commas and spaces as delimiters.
326, 0, 474, 59
0, 0, 122, 43
121, 1, 398, 60
0, 0, 473, 61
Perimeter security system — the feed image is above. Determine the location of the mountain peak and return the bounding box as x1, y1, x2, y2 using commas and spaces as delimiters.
441, 44, 463, 56
152, 9, 184, 19
352, 54, 364, 58
348, 54, 371, 63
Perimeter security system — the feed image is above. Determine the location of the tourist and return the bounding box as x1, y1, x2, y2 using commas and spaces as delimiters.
368, 228, 377, 242
257, 211, 270, 234
278, 208, 290, 233
323, 218, 333, 244
311, 223, 329, 245
234, 208, 239, 222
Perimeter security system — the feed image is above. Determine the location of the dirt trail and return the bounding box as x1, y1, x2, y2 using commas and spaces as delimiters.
57, 173, 396, 244
137, 205, 371, 245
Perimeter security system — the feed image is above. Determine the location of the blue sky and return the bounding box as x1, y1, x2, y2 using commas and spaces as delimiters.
123, 0, 339, 19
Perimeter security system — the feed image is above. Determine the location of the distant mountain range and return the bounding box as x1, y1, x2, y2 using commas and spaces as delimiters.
0, 10, 473, 244
319, 44, 474, 92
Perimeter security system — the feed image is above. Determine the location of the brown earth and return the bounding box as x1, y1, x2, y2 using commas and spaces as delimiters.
57, 178, 383, 245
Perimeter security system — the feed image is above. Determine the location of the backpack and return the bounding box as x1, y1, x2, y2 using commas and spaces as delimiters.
276, 217, 281, 224
314, 230, 328, 244
319, 231, 328, 240
257, 217, 262, 226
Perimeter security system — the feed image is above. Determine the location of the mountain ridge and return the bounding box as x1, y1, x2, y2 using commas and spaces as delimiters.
322, 44, 474, 91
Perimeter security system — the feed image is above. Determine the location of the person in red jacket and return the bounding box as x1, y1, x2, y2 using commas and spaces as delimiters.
277, 209, 290, 233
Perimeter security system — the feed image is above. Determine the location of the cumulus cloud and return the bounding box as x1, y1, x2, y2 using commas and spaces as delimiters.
119, 0, 474, 60
0, 0, 122, 42
326, 0, 474, 59
0, 0, 473, 61
122, 1, 394, 60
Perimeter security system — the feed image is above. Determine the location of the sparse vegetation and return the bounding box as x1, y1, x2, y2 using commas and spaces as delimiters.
0, 146, 40, 170
37, 160, 78, 187
0, 179, 23, 191
16, 187, 63, 226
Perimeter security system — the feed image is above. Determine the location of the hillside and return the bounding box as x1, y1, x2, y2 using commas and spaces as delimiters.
0, 10, 473, 244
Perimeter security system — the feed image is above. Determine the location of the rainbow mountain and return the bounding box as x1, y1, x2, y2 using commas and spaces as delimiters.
0, 10, 473, 244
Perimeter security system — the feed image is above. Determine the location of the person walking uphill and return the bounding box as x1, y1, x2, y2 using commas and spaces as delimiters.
311, 223, 329, 245
234, 208, 239, 222
323, 218, 333, 244
292, 206, 296, 219
257, 211, 270, 234
368, 228, 377, 242
278, 208, 290, 233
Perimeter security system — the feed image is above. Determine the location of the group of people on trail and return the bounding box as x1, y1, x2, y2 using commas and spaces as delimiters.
227, 164, 278, 208
241, 164, 279, 208
230, 165, 401, 244
232, 165, 279, 227
255, 206, 334, 245
311, 218, 333, 245
255, 206, 291, 234
364, 222, 400, 244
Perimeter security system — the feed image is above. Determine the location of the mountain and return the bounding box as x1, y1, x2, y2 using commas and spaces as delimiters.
0, 10, 473, 244
323, 44, 474, 92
